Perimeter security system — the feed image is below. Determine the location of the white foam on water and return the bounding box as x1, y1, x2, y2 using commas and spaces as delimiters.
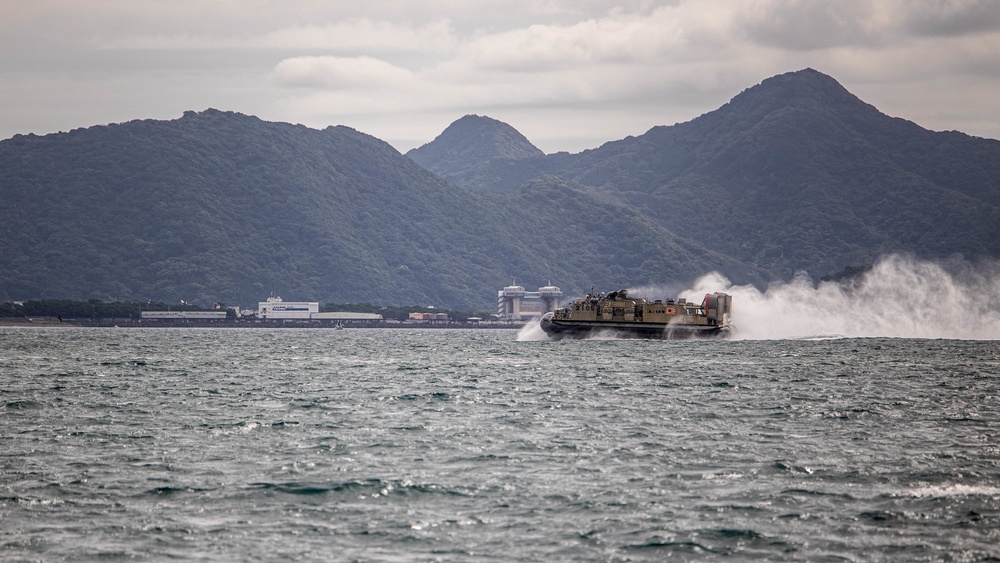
899, 483, 1000, 499
517, 254, 1000, 341
682, 255, 1000, 340
515, 317, 550, 341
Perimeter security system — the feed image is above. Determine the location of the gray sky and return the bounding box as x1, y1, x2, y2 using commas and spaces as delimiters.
2, 0, 999, 154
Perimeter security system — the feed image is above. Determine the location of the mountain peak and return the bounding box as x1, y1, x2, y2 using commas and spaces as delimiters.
748, 68, 853, 98
721, 68, 879, 120
406, 114, 544, 177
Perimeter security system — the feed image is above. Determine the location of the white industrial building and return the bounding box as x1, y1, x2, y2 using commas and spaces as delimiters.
258, 296, 319, 319
140, 311, 228, 320
257, 297, 383, 321
312, 312, 383, 320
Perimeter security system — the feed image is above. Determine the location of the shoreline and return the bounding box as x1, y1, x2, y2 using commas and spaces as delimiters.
0, 317, 527, 329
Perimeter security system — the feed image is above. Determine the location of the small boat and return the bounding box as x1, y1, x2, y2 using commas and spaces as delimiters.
540, 289, 732, 339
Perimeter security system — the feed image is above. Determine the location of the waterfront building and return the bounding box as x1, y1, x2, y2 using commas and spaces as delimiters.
497, 284, 563, 320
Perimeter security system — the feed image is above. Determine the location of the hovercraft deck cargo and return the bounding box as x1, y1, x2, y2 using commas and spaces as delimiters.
539, 290, 732, 339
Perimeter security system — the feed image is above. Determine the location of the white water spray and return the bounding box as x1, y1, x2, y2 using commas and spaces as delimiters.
683, 255, 1000, 340
516, 317, 549, 341
517, 254, 1000, 341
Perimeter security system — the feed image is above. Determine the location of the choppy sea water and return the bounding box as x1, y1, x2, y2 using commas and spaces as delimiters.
2, 327, 999, 561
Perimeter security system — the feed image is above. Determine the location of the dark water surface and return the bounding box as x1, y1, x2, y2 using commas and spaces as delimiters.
2, 327, 999, 561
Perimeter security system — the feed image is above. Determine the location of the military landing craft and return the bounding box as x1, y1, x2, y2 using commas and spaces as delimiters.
539, 289, 732, 339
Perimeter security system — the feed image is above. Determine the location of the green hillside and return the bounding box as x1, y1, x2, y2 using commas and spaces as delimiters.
4, 68, 998, 309
406, 114, 546, 194
0, 110, 723, 309
413, 69, 1000, 281
0, 110, 514, 307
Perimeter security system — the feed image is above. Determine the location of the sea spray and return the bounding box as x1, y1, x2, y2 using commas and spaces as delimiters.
516, 317, 548, 341
683, 255, 1000, 340
520, 254, 1000, 341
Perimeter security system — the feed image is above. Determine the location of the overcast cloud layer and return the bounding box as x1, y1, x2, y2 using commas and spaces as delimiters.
2, 0, 999, 153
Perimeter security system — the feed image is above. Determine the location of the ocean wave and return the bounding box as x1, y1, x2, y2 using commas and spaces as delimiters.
898, 483, 1000, 499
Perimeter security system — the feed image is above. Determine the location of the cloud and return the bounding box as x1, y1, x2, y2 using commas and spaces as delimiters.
262, 19, 456, 53
900, 0, 1000, 37
736, 1, 886, 51
456, 4, 733, 72
261, 0, 1000, 151
272, 56, 414, 90
2, 0, 1000, 152
93, 17, 458, 54
735, 0, 1000, 51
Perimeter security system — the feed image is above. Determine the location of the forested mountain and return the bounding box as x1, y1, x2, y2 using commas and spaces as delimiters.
406, 115, 545, 193
2, 69, 997, 309
412, 69, 1000, 280
1, 110, 511, 308
0, 110, 724, 309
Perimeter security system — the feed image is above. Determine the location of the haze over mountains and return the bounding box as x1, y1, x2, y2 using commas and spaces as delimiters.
2, 69, 998, 310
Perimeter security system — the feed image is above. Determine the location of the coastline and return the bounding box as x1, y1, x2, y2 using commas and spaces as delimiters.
0, 316, 526, 329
